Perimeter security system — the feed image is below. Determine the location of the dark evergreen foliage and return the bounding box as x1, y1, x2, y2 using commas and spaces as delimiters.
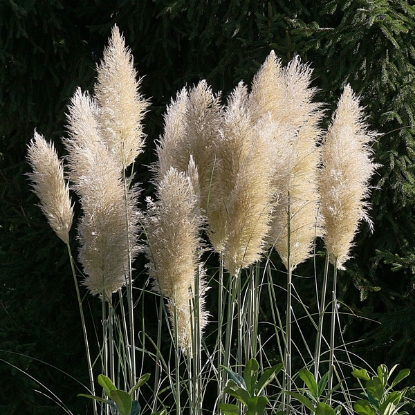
1, 1, 415, 413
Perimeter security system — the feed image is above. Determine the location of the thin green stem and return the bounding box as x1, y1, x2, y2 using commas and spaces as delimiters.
314, 253, 330, 380
217, 253, 224, 401
152, 294, 164, 413
66, 243, 97, 415
328, 259, 338, 403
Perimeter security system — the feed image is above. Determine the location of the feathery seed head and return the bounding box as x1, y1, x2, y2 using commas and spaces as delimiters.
319, 85, 378, 269
208, 82, 277, 275
144, 168, 207, 352
64, 88, 141, 300
250, 54, 323, 270
27, 131, 74, 244
155, 81, 222, 213
95, 25, 149, 170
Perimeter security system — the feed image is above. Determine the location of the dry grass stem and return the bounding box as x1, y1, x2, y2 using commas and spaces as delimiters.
319, 85, 378, 269
27, 132, 74, 244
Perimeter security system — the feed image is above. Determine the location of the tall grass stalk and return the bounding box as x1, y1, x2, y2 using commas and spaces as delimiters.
66, 243, 98, 415
313, 253, 330, 380
328, 259, 339, 403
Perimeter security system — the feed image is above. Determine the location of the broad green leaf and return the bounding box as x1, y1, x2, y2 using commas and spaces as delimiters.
221, 365, 246, 389
366, 378, 384, 403
299, 368, 319, 399
286, 391, 315, 412
354, 399, 376, 415
246, 396, 268, 415
223, 380, 250, 406
110, 389, 133, 415
129, 373, 151, 396
244, 359, 259, 396
219, 403, 239, 415
316, 402, 336, 415
131, 400, 141, 415
98, 374, 117, 397
255, 363, 283, 396
77, 393, 112, 405
390, 369, 410, 389
318, 372, 329, 397
352, 369, 371, 381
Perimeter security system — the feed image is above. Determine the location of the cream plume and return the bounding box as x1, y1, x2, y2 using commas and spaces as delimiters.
95, 25, 149, 170
27, 132, 73, 244
155, 81, 222, 212
209, 82, 277, 275
144, 168, 207, 352
319, 85, 377, 269
64, 88, 140, 300
249, 52, 323, 270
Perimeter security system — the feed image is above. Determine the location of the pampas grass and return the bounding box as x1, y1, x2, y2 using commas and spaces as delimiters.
64, 88, 141, 299
320, 84, 378, 269
26, 27, 383, 415
94, 25, 149, 170
144, 167, 207, 353
27, 131, 73, 244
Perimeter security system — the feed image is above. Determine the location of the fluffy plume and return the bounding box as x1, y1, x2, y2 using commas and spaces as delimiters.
95, 25, 149, 170
64, 89, 140, 300
27, 132, 73, 244
209, 82, 277, 275
144, 168, 207, 353
319, 85, 377, 269
155, 81, 222, 212
250, 52, 323, 270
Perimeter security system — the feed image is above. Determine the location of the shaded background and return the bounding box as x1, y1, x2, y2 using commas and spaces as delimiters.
1, 1, 415, 413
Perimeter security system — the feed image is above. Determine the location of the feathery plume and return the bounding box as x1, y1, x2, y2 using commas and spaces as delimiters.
319, 85, 377, 269
144, 167, 207, 352
64, 88, 140, 299
251, 52, 323, 270
95, 25, 149, 170
209, 82, 277, 275
155, 81, 222, 212
27, 132, 73, 244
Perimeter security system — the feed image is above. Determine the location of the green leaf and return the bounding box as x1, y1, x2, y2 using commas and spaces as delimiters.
377, 364, 389, 387
223, 380, 251, 406
316, 402, 336, 415
98, 374, 117, 397
299, 368, 319, 399
255, 363, 283, 396
77, 393, 112, 405
131, 400, 141, 415
352, 369, 371, 381
366, 377, 384, 403
221, 365, 246, 389
219, 403, 239, 415
354, 399, 377, 415
318, 372, 329, 397
110, 390, 133, 415
286, 391, 315, 412
244, 359, 259, 396
390, 369, 410, 389
129, 373, 151, 396
246, 396, 268, 415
